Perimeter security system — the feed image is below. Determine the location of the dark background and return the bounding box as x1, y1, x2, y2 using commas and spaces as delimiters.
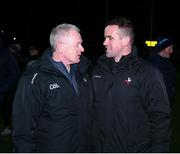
1, 1, 180, 152
0, 0, 179, 60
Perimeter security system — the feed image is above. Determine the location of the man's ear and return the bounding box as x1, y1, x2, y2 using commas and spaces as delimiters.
122, 36, 131, 46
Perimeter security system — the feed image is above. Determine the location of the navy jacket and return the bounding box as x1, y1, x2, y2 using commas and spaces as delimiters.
12, 55, 93, 152
91, 50, 171, 152
149, 53, 176, 99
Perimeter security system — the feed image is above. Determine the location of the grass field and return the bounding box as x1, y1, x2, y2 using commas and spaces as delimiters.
0, 69, 180, 152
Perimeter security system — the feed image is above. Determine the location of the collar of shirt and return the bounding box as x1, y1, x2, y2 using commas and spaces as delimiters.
49, 57, 78, 94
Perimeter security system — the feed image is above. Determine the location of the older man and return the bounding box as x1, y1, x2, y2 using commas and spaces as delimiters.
12, 23, 93, 152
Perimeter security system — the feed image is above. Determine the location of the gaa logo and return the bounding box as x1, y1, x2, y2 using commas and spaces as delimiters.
49, 83, 60, 90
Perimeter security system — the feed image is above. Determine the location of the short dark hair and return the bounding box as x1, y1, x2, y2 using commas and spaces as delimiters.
107, 17, 135, 44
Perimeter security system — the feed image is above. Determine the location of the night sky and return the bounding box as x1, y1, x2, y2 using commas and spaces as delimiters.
1, 0, 179, 59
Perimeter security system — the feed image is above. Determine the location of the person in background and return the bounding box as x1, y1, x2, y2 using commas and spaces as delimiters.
8, 43, 22, 69
91, 17, 171, 152
0, 39, 21, 136
12, 23, 93, 152
149, 37, 176, 101
26, 45, 41, 67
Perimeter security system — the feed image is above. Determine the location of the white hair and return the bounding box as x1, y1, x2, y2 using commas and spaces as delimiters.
49, 23, 80, 51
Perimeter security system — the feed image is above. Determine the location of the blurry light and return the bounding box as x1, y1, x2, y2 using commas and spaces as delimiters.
145, 40, 157, 47
13, 37, 17, 41
1, 30, 4, 34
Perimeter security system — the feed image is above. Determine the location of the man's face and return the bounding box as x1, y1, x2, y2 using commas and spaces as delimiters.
103, 25, 124, 59
61, 30, 84, 64
164, 45, 173, 58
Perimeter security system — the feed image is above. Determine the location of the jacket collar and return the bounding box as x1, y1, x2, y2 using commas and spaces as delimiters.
27, 55, 91, 77
98, 48, 139, 73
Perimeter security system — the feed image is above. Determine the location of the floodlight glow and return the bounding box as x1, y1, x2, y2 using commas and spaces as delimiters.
145, 40, 157, 47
